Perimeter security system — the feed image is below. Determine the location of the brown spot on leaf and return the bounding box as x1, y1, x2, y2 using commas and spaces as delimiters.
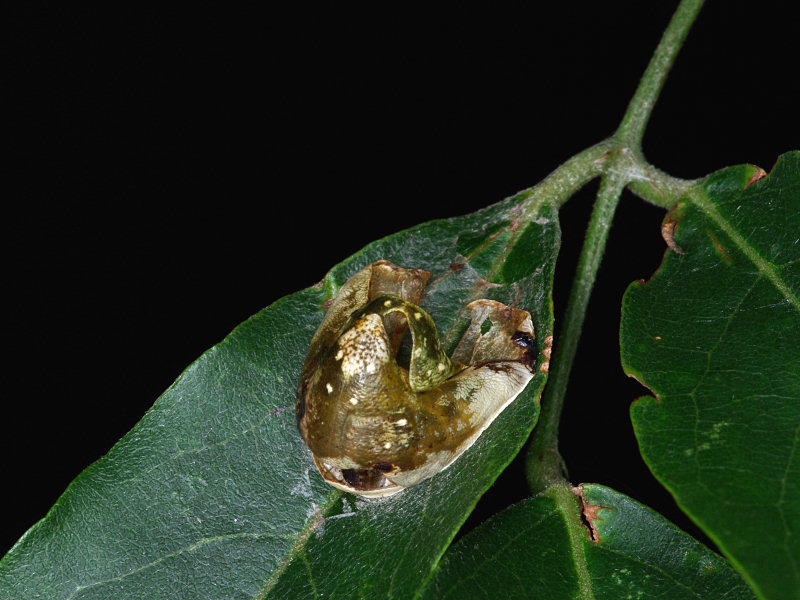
506, 203, 523, 217
538, 335, 553, 372
449, 261, 465, 272
508, 217, 523, 232
745, 167, 767, 188
707, 231, 731, 263
572, 485, 611, 543
661, 204, 685, 255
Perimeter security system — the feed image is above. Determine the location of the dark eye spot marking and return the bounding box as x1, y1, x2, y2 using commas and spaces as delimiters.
512, 331, 537, 372
341, 469, 361, 488
512, 331, 534, 349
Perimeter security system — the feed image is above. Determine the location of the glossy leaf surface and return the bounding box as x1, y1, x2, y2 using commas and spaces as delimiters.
0, 194, 557, 599
621, 151, 800, 600
423, 483, 756, 600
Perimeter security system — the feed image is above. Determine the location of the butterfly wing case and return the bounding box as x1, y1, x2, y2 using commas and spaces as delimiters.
297, 261, 536, 497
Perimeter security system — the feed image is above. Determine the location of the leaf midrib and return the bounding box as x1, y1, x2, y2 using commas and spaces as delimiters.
65, 531, 272, 600
258, 491, 342, 599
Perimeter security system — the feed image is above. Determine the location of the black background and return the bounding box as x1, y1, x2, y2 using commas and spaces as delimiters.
5, 2, 797, 556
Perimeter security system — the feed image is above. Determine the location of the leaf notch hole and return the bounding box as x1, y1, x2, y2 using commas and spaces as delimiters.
571, 485, 611, 543
661, 203, 685, 255
480, 318, 493, 336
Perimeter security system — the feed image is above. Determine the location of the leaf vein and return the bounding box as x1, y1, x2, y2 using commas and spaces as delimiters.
686, 189, 800, 313
66, 531, 270, 599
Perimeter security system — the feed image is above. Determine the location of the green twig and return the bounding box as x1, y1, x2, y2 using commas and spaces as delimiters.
616, 0, 706, 151
517, 140, 615, 217
625, 159, 698, 209
526, 172, 627, 493
526, 0, 706, 494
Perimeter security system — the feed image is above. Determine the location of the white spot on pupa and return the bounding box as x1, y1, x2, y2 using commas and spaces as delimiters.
395, 418, 408, 426
335, 349, 344, 361
383, 299, 392, 307
349, 398, 359, 406
326, 383, 333, 394
414, 312, 422, 320
383, 441, 392, 449
437, 362, 446, 372
338, 314, 391, 378
366, 363, 376, 374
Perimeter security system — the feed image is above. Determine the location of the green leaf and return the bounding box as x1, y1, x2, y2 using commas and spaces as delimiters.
0, 194, 557, 599
422, 483, 756, 600
620, 151, 800, 600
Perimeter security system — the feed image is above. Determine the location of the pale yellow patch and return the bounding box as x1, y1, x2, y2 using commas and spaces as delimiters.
338, 314, 391, 378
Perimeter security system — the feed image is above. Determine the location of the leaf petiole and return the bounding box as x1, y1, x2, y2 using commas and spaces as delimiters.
525, 0, 706, 493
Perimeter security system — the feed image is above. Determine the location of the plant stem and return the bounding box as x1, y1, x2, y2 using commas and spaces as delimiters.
518, 142, 696, 213
525, 0, 706, 493
616, 0, 706, 150
516, 141, 615, 218
625, 159, 698, 209
526, 173, 627, 493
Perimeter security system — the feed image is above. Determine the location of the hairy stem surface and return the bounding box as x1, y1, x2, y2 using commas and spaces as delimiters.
526, 0, 706, 493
